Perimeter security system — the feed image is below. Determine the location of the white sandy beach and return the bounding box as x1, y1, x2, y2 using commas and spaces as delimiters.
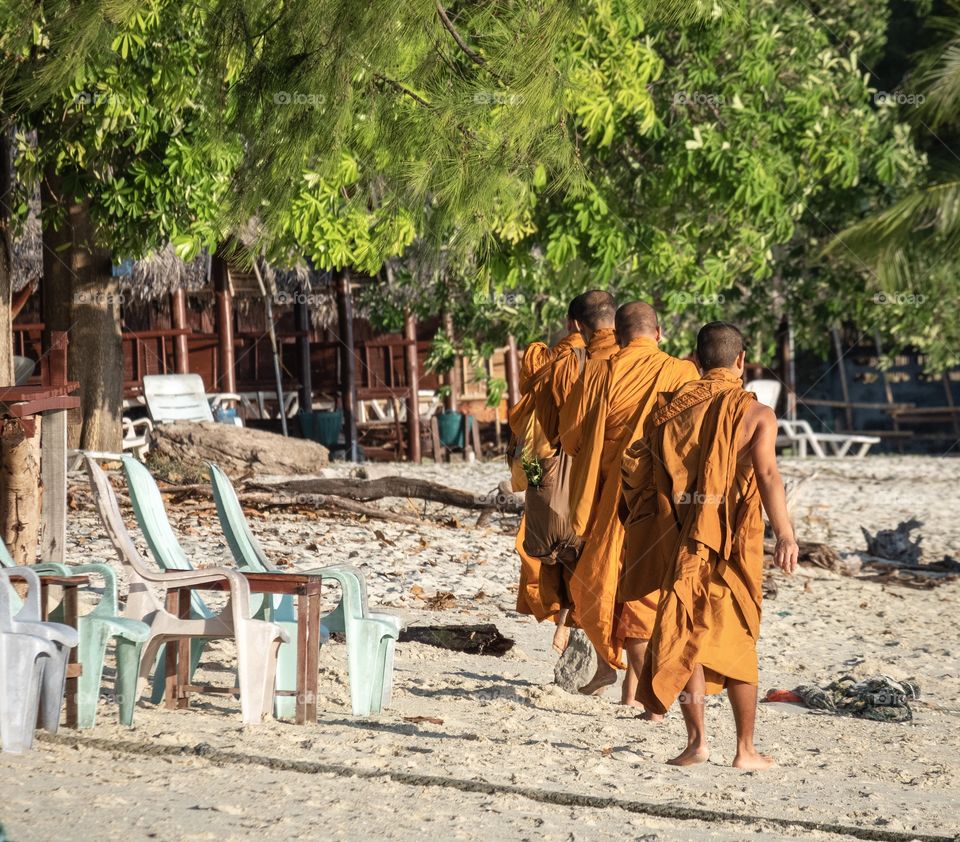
1, 455, 958, 841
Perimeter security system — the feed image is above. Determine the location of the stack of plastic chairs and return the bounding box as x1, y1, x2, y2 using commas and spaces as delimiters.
0, 567, 78, 753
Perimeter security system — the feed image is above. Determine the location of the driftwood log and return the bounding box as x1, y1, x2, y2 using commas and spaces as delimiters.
253, 476, 523, 513
399, 624, 515, 656
151, 422, 329, 477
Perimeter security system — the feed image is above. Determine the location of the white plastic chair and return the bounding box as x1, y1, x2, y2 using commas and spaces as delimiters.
745, 378, 782, 410
84, 457, 288, 724
0, 567, 79, 751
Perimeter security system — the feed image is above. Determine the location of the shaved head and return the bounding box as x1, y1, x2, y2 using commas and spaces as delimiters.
615, 301, 659, 343
570, 289, 616, 331
696, 321, 745, 370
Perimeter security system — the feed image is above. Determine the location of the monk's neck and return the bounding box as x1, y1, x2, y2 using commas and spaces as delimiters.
621, 336, 659, 352
702, 367, 743, 383
587, 327, 617, 353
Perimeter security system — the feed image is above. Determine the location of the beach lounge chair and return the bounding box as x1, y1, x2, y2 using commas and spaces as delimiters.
85, 457, 287, 724
206, 462, 403, 717
0, 567, 78, 750
142, 373, 242, 426
745, 379, 880, 457
775, 419, 880, 458
0, 541, 150, 729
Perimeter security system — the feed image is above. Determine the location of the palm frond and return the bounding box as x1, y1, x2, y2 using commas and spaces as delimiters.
825, 175, 960, 267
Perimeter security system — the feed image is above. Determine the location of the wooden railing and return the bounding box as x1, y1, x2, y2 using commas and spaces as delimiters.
13, 324, 440, 399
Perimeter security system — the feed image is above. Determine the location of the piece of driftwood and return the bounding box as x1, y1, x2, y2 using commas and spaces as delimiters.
398, 623, 515, 656
151, 421, 329, 478
861, 519, 923, 564
239, 491, 426, 526
253, 476, 523, 513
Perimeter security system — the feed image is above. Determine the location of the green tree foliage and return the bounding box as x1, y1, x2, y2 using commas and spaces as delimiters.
828, 3, 960, 370
482, 0, 925, 363
1, 2, 234, 260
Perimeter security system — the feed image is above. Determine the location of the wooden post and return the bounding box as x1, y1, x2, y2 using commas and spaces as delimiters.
0, 416, 42, 564
874, 332, 901, 452
212, 254, 236, 393
505, 335, 521, 408
778, 316, 797, 421
487, 355, 502, 449
295, 289, 313, 413
404, 310, 421, 463
335, 270, 358, 461
830, 327, 853, 431
443, 310, 460, 412
170, 288, 190, 374
40, 331, 68, 563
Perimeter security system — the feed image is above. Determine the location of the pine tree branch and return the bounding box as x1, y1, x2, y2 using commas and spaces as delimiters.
373, 74, 432, 109
435, 3, 486, 68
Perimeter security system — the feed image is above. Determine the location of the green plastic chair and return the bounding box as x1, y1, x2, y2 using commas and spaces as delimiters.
0, 541, 149, 729
122, 456, 402, 717
206, 463, 403, 717
121, 456, 309, 711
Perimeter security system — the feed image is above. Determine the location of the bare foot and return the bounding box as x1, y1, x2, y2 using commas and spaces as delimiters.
732, 749, 775, 770
578, 665, 617, 696
666, 743, 710, 766
619, 698, 644, 708
552, 624, 570, 655
636, 710, 665, 722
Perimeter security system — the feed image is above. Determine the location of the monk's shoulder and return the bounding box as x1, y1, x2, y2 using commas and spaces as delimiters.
738, 398, 774, 444
656, 350, 699, 384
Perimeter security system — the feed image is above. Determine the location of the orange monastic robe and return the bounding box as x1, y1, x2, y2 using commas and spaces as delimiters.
621, 369, 764, 714
537, 328, 617, 448
510, 334, 580, 621
559, 338, 699, 669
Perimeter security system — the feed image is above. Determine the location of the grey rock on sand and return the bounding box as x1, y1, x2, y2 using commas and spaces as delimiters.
553, 628, 596, 693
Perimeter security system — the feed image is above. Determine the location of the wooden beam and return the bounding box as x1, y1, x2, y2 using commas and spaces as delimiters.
212, 254, 236, 393
505, 335, 520, 408
778, 316, 797, 421
830, 328, 854, 431
335, 270, 358, 461
404, 310, 421, 463
170, 288, 190, 374
295, 288, 313, 412
443, 310, 459, 412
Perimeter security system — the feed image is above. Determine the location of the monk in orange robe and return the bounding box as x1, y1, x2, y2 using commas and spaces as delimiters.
560, 302, 698, 704
621, 322, 798, 769
509, 294, 600, 651
510, 338, 572, 639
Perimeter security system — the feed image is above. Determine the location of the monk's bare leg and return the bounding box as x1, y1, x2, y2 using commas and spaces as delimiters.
728, 679, 775, 770
667, 665, 710, 766
578, 645, 617, 695
620, 638, 663, 720
552, 608, 571, 654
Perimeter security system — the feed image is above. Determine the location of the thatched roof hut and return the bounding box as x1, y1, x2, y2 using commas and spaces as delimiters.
10, 221, 340, 329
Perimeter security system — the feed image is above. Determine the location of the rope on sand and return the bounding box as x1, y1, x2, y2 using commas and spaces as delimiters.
38, 732, 956, 842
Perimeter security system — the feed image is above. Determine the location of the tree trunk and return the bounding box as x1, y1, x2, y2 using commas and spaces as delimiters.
41, 165, 121, 451
0, 124, 14, 387
335, 268, 358, 461
0, 417, 43, 564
